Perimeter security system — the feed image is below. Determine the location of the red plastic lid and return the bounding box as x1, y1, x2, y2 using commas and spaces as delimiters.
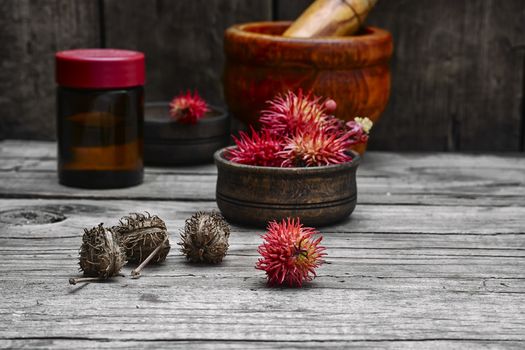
55, 49, 145, 89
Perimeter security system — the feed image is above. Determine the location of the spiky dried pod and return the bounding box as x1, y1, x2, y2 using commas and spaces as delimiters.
113, 212, 171, 264
256, 218, 326, 287
259, 90, 328, 137
169, 90, 209, 124
78, 223, 126, 279
227, 127, 285, 167
179, 211, 231, 264
279, 128, 353, 167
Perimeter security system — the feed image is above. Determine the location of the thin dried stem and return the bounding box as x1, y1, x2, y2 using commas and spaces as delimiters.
69, 277, 100, 285
131, 237, 169, 279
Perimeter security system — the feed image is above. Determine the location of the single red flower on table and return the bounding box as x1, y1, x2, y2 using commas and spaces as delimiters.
169, 90, 209, 124
227, 128, 284, 167
256, 218, 326, 287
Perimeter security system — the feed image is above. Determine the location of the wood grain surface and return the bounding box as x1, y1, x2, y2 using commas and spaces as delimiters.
0, 0, 100, 141
1, 0, 525, 152
0, 140, 524, 349
366, 0, 525, 152
1, 141, 524, 207
104, 0, 272, 106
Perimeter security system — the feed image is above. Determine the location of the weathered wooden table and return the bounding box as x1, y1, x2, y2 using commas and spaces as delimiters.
1, 140, 524, 349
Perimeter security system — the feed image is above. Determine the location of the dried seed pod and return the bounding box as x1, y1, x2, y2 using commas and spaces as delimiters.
256, 218, 326, 287
69, 223, 126, 285
113, 212, 171, 264
179, 211, 231, 264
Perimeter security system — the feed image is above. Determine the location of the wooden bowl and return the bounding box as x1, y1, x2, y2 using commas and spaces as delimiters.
214, 147, 360, 228
224, 21, 393, 153
144, 102, 229, 165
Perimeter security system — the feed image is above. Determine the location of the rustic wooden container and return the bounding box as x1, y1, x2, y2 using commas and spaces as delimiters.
224, 21, 393, 153
144, 102, 229, 165
214, 147, 360, 227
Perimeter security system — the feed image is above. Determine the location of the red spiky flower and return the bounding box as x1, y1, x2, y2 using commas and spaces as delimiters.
226, 90, 373, 167
279, 129, 353, 167
227, 127, 285, 167
259, 90, 335, 136
256, 218, 326, 287
169, 90, 210, 124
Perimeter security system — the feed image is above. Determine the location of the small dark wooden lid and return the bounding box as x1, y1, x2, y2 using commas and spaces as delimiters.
144, 102, 230, 165
144, 102, 229, 141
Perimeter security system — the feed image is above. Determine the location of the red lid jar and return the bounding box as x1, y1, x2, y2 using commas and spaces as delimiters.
55, 49, 145, 189
56, 49, 145, 89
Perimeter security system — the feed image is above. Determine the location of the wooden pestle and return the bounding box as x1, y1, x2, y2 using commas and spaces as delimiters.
283, 0, 378, 38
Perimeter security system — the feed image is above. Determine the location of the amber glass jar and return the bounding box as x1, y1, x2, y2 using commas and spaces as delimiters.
55, 49, 145, 188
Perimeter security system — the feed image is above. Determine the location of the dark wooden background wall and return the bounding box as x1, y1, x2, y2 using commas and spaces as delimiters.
1, 0, 525, 152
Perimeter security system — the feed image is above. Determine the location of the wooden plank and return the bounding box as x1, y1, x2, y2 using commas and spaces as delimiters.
103, 0, 272, 106
1, 278, 524, 341
1, 141, 524, 206
366, 0, 525, 151
1, 340, 525, 350
0, 198, 524, 345
1, 198, 524, 237
0, 0, 100, 141
2, 169, 524, 207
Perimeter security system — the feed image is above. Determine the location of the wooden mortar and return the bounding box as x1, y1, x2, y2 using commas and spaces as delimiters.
223, 21, 393, 152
